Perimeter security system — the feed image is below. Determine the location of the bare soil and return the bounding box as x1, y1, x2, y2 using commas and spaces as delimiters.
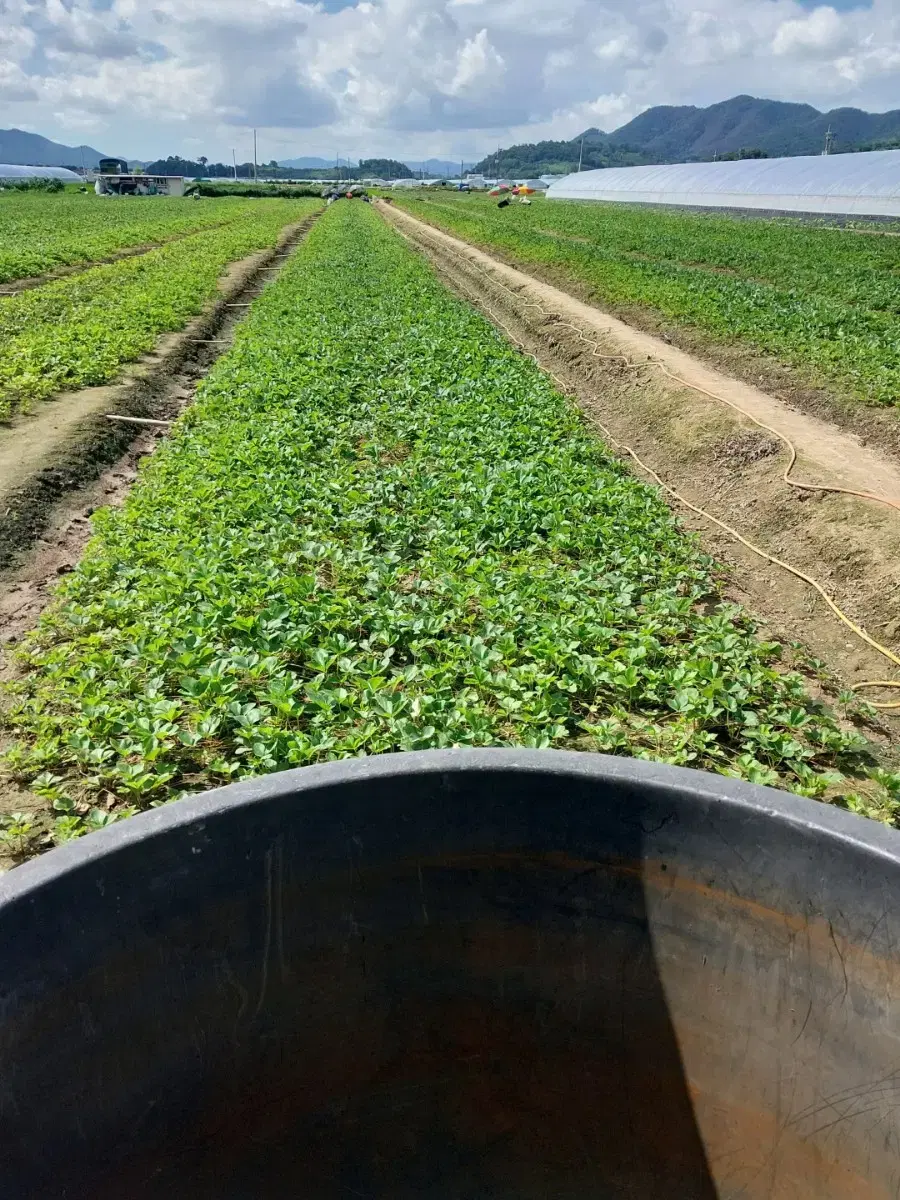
381, 202, 900, 742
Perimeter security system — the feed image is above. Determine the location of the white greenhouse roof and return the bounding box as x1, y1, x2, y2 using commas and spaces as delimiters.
0, 164, 82, 182
547, 150, 900, 218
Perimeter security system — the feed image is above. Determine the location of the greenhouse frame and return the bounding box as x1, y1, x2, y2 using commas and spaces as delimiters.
0, 164, 82, 182
547, 150, 900, 218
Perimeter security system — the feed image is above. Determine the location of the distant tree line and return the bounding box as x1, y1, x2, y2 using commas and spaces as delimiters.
850, 137, 900, 153
711, 147, 769, 161
142, 155, 251, 178
471, 138, 651, 178
142, 155, 415, 180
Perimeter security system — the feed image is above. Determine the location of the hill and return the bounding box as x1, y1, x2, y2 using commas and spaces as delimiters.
0, 128, 108, 168
472, 139, 653, 178
602, 95, 900, 160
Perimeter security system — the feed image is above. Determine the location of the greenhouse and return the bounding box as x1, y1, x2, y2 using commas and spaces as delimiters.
0, 164, 82, 182
547, 149, 900, 218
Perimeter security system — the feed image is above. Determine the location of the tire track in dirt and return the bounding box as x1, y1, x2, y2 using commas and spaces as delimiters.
381, 201, 900, 737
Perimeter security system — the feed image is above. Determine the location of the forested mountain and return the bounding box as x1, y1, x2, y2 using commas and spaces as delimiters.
602, 95, 900, 160
474, 96, 900, 179
0, 128, 107, 168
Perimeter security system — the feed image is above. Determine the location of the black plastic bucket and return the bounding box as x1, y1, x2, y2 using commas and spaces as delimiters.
1, 749, 898, 1199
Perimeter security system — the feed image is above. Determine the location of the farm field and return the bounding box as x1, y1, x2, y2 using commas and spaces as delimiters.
0, 198, 321, 417
3, 200, 890, 852
391, 193, 900, 405
0, 192, 263, 285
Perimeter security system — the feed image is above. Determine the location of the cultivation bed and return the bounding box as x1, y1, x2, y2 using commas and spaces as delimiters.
0, 193, 263, 286
0, 201, 321, 417
0, 207, 322, 570
382, 201, 900, 737
2, 201, 896, 867
392, 193, 900, 457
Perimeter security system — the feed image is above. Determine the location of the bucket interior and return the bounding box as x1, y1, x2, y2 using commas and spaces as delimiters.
0, 753, 896, 1199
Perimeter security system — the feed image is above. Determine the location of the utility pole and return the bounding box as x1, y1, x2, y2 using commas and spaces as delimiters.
253, 129, 259, 181
577, 135, 585, 173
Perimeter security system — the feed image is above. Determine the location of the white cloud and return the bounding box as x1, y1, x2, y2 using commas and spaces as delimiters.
773, 7, 849, 57
449, 28, 504, 94
0, 0, 897, 161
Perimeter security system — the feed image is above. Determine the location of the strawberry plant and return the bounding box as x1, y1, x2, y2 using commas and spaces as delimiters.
0, 199, 321, 416
0, 191, 264, 284
2, 201, 876, 846
394, 193, 900, 405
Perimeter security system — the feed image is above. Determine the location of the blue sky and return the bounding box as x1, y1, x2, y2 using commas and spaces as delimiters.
1, 0, 897, 161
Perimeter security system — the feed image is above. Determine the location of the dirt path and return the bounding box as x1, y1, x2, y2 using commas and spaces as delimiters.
381, 201, 900, 731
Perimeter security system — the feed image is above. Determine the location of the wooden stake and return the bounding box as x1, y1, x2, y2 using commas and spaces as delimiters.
106, 415, 172, 427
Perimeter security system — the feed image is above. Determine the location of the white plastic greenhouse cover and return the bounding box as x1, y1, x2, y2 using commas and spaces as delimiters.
0, 164, 82, 182
547, 150, 900, 217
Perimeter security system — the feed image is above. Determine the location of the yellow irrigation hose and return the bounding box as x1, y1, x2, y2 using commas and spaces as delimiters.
409, 221, 900, 710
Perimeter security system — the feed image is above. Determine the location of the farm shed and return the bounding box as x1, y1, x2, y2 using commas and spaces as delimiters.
0, 164, 82, 182
547, 149, 900, 218
95, 174, 185, 197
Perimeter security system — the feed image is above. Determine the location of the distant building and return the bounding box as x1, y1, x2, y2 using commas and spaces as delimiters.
95, 174, 185, 197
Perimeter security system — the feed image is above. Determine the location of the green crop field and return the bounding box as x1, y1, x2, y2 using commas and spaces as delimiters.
5, 200, 894, 851
0, 192, 263, 285
392, 193, 900, 405
0, 198, 321, 417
